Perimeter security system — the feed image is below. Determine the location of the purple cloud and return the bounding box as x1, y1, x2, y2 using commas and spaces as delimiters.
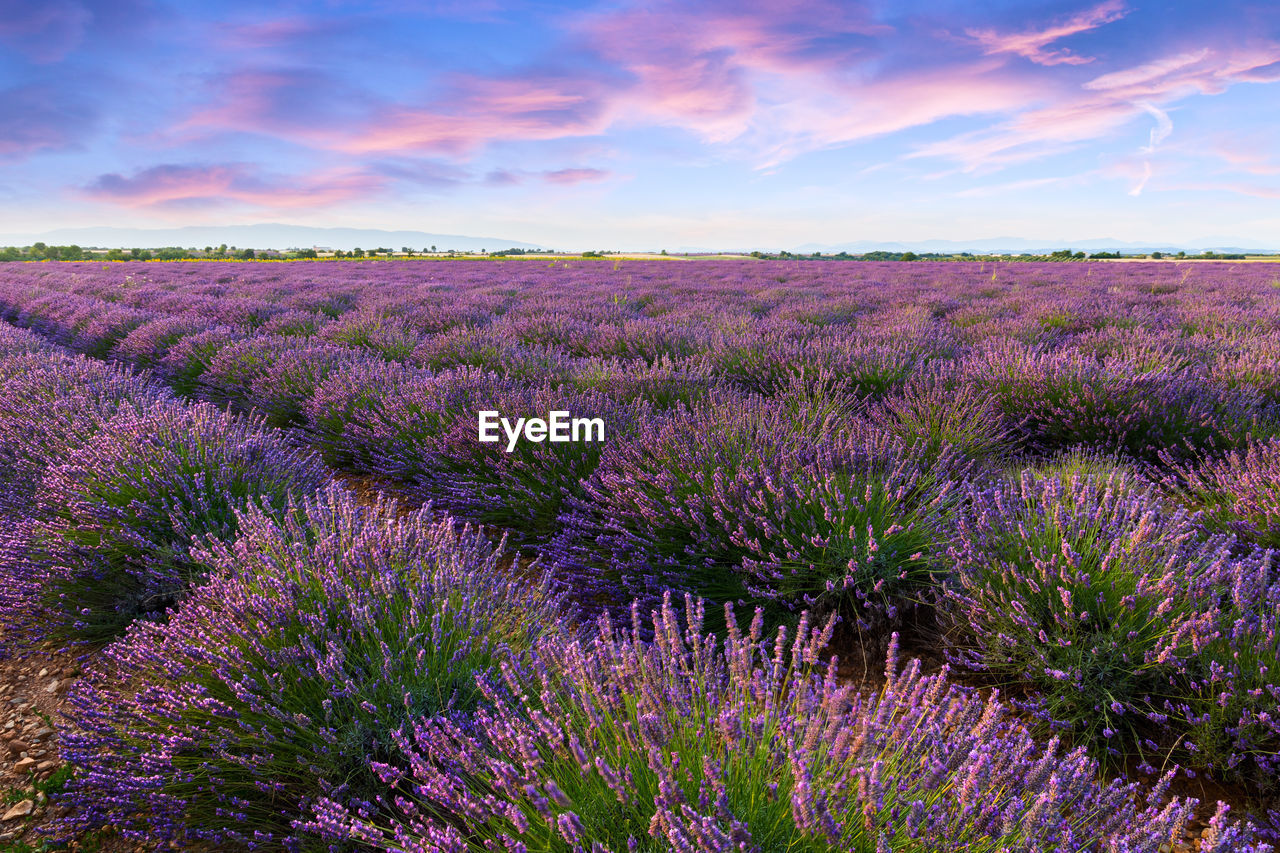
83, 163, 384, 209
542, 168, 610, 185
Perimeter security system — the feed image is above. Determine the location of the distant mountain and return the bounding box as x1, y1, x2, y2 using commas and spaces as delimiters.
2, 224, 1273, 256
789, 237, 1279, 255
0, 224, 544, 253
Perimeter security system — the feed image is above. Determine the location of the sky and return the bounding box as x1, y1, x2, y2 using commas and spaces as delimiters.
1, 0, 1278, 249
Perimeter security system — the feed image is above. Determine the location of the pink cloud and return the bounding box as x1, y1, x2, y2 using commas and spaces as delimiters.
911, 44, 1280, 172
83, 163, 383, 209
753, 60, 1046, 167
965, 0, 1128, 66
575, 0, 887, 143
543, 168, 610, 185
1084, 50, 1211, 91
1206, 139, 1280, 176
909, 99, 1135, 170
336, 75, 612, 156
481, 167, 612, 186
172, 69, 367, 144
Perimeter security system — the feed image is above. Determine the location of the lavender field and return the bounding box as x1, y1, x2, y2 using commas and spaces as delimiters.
0, 258, 1278, 851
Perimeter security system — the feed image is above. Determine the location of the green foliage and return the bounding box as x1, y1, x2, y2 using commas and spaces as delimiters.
941, 470, 1229, 758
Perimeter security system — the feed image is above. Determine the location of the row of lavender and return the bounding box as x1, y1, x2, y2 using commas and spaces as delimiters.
0, 322, 1258, 850
2, 264, 1280, 808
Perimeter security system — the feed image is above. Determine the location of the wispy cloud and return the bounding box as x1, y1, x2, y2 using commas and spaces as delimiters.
1083, 49, 1211, 91
1128, 161, 1152, 195
543, 168, 610, 185
335, 74, 614, 156
83, 163, 383, 209
1136, 102, 1173, 152
910, 42, 1280, 176
966, 0, 1128, 66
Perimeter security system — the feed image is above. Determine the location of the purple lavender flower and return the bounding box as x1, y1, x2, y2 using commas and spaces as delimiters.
319, 597, 1241, 852
29, 399, 330, 643
58, 486, 567, 848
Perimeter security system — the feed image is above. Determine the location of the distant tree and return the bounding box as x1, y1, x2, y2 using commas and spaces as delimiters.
239, 248, 256, 260
900, 251, 918, 261
430, 245, 437, 252
351, 247, 365, 258
1177, 251, 1186, 258
105, 248, 125, 261
217, 244, 228, 257
1151, 251, 1163, 259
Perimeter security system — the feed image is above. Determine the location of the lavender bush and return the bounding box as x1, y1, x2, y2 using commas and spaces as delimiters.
156, 324, 248, 395
1160, 438, 1280, 548
110, 314, 210, 370
31, 399, 329, 642
59, 487, 565, 849
1168, 549, 1280, 794
938, 469, 1234, 755
430, 385, 647, 539
966, 344, 1257, 460
248, 343, 368, 428
318, 309, 420, 360
317, 595, 1256, 852
0, 355, 171, 514
554, 392, 963, 624
869, 366, 1009, 462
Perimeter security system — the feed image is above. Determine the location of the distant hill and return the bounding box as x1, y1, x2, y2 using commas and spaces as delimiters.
0, 224, 544, 253
790, 237, 1278, 255
2, 224, 1274, 256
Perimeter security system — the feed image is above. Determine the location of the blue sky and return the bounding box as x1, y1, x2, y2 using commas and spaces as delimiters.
1, 0, 1278, 248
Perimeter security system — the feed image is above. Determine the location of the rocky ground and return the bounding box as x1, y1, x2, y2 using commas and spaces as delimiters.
0, 637, 142, 852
